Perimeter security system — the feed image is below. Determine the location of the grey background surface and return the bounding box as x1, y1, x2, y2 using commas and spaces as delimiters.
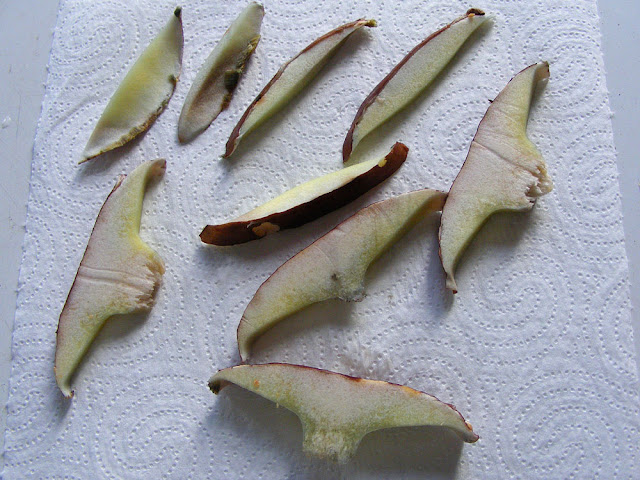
1, 0, 638, 470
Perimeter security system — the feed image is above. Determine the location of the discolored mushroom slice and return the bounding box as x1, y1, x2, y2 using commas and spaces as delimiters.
343, 9, 487, 162
209, 363, 478, 463
223, 18, 377, 157
237, 188, 446, 361
81, 8, 183, 163
438, 62, 553, 293
200, 142, 408, 245
178, 2, 264, 143
54, 160, 166, 397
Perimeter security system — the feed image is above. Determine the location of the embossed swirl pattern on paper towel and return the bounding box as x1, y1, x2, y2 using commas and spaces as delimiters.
4, 0, 640, 478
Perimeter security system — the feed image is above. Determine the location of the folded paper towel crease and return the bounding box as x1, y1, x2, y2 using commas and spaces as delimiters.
3, 0, 640, 478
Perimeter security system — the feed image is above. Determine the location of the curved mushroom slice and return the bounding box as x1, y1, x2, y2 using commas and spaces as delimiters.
201, 142, 408, 245
343, 9, 487, 162
81, 8, 183, 163
178, 2, 264, 143
223, 18, 377, 157
237, 188, 446, 361
54, 160, 166, 397
209, 363, 478, 463
439, 62, 553, 293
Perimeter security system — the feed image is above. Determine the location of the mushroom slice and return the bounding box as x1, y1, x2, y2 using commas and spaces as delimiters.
237, 188, 446, 361
178, 2, 264, 143
54, 160, 166, 397
209, 363, 478, 463
201, 142, 408, 245
224, 18, 376, 157
343, 9, 487, 162
81, 8, 183, 163
439, 62, 553, 293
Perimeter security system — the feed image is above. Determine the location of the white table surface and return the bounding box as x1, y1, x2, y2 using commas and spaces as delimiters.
1, 0, 638, 470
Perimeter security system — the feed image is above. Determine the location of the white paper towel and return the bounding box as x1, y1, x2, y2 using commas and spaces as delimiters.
4, 0, 640, 478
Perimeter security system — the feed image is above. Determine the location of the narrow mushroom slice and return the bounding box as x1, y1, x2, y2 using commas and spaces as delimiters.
223, 18, 377, 157
54, 160, 166, 397
178, 2, 264, 143
81, 8, 184, 163
201, 142, 408, 245
237, 188, 446, 361
343, 9, 487, 162
439, 62, 553, 293
209, 363, 478, 463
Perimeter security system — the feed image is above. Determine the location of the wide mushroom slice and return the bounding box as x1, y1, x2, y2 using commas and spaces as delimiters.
438, 62, 553, 293
210, 363, 478, 463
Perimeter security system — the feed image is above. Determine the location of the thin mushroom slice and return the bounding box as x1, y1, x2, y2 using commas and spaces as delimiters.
343, 9, 487, 162
178, 2, 264, 143
81, 8, 183, 163
209, 363, 478, 463
54, 160, 166, 397
224, 18, 376, 157
200, 142, 408, 245
237, 188, 446, 361
438, 62, 553, 293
